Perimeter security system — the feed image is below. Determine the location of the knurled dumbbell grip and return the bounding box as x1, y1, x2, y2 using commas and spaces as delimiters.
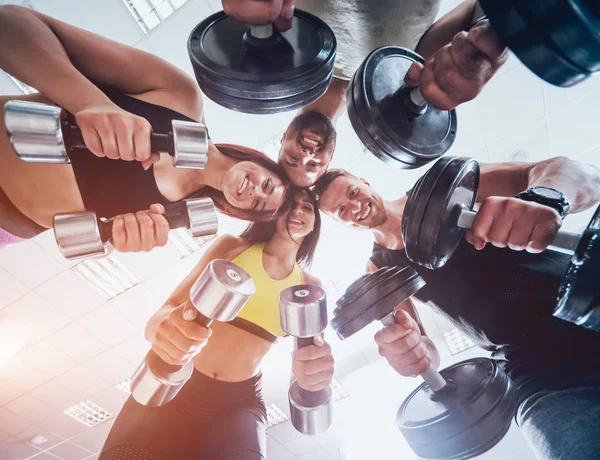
148, 311, 213, 376
98, 211, 189, 242
64, 122, 173, 157
457, 208, 580, 253
380, 313, 447, 392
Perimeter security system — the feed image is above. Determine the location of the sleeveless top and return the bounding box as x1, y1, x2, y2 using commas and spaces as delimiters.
230, 243, 305, 342
371, 239, 600, 397
296, 0, 442, 80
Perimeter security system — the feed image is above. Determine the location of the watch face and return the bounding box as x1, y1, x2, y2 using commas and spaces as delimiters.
532, 186, 562, 200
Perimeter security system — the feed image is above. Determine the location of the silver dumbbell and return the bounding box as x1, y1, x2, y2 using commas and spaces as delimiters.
53, 197, 218, 260
4, 100, 208, 169
279, 285, 332, 435
131, 259, 255, 407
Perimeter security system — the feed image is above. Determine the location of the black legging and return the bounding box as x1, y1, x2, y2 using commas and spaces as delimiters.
100, 370, 267, 460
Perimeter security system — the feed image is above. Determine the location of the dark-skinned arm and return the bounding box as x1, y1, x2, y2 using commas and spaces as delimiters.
477, 157, 600, 213
0, 5, 202, 120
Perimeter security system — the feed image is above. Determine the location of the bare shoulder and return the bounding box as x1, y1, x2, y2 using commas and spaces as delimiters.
302, 270, 322, 288
209, 234, 252, 260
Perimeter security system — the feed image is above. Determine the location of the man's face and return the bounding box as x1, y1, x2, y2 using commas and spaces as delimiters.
319, 174, 387, 229
279, 111, 336, 187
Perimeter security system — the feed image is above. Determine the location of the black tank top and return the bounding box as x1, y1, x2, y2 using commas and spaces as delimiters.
371, 239, 600, 396
68, 88, 197, 217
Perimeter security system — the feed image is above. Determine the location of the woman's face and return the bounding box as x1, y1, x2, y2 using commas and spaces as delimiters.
276, 192, 316, 240
222, 161, 286, 212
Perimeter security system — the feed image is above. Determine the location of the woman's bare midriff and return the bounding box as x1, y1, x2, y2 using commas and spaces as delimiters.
193, 321, 275, 382
0, 94, 85, 228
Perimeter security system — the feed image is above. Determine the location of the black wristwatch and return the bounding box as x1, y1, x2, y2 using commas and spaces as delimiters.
515, 186, 571, 219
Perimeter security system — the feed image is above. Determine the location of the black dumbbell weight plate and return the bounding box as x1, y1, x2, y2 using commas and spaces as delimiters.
479, 0, 590, 87
348, 47, 457, 169
403, 157, 479, 270
331, 267, 425, 340
188, 10, 336, 114
554, 203, 600, 331
397, 358, 517, 460
334, 266, 396, 315
519, 0, 600, 74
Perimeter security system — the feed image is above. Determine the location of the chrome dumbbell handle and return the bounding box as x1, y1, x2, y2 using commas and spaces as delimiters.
380, 313, 447, 392
456, 208, 581, 255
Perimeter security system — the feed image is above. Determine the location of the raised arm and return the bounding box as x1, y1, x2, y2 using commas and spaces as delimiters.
0, 5, 202, 120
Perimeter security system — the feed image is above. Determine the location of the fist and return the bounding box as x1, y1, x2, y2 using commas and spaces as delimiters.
405, 20, 508, 110
222, 0, 295, 31
111, 204, 170, 253
467, 197, 563, 253
151, 303, 212, 365
75, 104, 159, 169
292, 335, 335, 392
374, 310, 432, 377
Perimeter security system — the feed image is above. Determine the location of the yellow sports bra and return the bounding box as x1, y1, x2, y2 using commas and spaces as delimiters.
229, 243, 305, 341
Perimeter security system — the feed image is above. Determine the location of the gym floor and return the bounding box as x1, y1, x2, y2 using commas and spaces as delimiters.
0, 0, 599, 459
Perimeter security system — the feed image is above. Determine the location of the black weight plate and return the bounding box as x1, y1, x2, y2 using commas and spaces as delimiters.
519, 0, 600, 73
397, 358, 517, 460
554, 203, 600, 331
479, 0, 590, 87
403, 157, 479, 270
335, 267, 396, 314
331, 267, 426, 340
188, 10, 336, 114
348, 47, 457, 169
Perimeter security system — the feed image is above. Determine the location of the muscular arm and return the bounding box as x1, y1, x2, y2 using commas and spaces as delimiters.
298, 77, 349, 125
144, 235, 248, 341
0, 5, 202, 120
478, 157, 600, 213
415, 0, 484, 59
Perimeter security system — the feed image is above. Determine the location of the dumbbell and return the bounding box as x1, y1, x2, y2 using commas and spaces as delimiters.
330, 266, 517, 460
347, 4, 600, 169
4, 100, 208, 169
53, 197, 218, 260
279, 285, 332, 435
403, 155, 600, 332
188, 9, 336, 114
131, 259, 255, 407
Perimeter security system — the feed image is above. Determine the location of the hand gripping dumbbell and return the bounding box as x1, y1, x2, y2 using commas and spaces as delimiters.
330, 266, 517, 460
53, 197, 218, 260
131, 259, 255, 407
4, 100, 208, 169
403, 155, 600, 331
279, 285, 332, 435
188, 9, 336, 114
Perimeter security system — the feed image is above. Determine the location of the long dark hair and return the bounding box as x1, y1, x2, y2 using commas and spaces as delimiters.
240, 187, 321, 268
190, 144, 290, 222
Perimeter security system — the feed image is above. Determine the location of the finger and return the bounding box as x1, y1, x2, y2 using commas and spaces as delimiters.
394, 354, 432, 377
110, 216, 126, 250
464, 230, 487, 250
141, 153, 160, 171
471, 200, 495, 243
123, 213, 141, 252
449, 32, 493, 82
78, 125, 104, 157
431, 46, 480, 103
133, 119, 152, 163
151, 341, 190, 366
95, 123, 119, 160
404, 62, 423, 87
313, 333, 325, 347
374, 311, 415, 345
419, 58, 461, 111
386, 340, 428, 365
378, 329, 422, 356
293, 342, 331, 361
149, 212, 170, 248
467, 23, 508, 67
174, 315, 212, 341
114, 118, 135, 161
506, 219, 534, 251
293, 354, 334, 376
297, 370, 334, 391
223, 0, 284, 24
487, 215, 513, 248
157, 323, 202, 354
274, 0, 294, 30
528, 221, 560, 253
136, 210, 156, 252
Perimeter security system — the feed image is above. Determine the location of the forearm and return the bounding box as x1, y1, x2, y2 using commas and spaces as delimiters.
527, 157, 600, 213
415, 0, 483, 59
0, 6, 113, 113
299, 77, 349, 124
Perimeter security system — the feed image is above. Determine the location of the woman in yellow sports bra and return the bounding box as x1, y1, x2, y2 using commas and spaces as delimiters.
101, 188, 335, 460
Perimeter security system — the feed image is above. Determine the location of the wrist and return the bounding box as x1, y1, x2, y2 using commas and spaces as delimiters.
516, 186, 571, 219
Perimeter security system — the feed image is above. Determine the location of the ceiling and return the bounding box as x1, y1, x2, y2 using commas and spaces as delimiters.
1, 0, 600, 459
